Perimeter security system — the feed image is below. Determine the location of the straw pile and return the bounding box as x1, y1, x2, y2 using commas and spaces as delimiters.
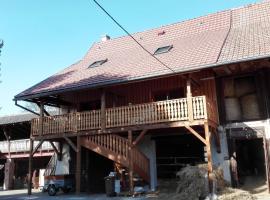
155, 164, 257, 200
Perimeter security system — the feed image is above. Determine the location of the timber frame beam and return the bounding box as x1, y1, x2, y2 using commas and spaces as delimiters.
63, 136, 78, 152
132, 129, 148, 146
184, 125, 207, 145
32, 139, 44, 156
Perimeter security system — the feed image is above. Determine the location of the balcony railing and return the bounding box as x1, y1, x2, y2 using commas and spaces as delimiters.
0, 139, 56, 153
32, 96, 216, 136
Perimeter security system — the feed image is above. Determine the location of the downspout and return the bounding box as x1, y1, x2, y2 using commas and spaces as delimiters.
14, 100, 40, 116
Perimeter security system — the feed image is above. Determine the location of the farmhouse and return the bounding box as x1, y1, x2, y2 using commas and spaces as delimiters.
14, 0, 270, 195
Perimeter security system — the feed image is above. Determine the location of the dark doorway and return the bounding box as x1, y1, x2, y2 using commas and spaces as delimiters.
154, 134, 205, 178
81, 148, 114, 193
233, 138, 267, 192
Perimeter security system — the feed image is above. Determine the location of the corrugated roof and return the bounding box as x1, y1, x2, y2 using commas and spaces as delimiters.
0, 113, 35, 125
15, 1, 270, 100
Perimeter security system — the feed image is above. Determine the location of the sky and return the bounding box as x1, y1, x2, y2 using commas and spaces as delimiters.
0, 0, 259, 116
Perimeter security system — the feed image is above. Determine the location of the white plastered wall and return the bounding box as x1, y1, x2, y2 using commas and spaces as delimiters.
137, 135, 158, 191
54, 143, 70, 175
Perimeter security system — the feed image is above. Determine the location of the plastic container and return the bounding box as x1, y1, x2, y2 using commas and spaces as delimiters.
115, 179, 121, 194
104, 176, 116, 197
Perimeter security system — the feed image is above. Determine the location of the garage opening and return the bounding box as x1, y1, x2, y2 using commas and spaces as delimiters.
233, 138, 267, 191
81, 147, 114, 193
154, 133, 205, 178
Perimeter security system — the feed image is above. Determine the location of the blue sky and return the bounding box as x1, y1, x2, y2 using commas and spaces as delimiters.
0, 0, 259, 116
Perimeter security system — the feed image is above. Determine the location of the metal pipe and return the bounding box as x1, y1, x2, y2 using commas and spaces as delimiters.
14, 100, 40, 116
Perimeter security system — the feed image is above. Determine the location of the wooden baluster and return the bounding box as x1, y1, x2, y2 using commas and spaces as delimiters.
203, 96, 208, 120
186, 79, 194, 122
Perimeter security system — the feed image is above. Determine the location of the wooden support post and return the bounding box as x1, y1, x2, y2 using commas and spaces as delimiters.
186, 79, 194, 122
101, 89, 106, 131
39, 101, 44, 136
76, 136, 81, 194
28, 138, 34, 195
3, 127, 10, 159
204, 122, 213, 192
128, 130, 134, 194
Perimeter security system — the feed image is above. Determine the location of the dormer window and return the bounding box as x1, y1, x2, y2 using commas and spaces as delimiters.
88, 59, 108, 68
154, 45, 173, 55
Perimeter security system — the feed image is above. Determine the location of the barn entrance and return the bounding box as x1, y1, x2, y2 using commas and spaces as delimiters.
230, 137, 268, 193
154, 132, 205, 178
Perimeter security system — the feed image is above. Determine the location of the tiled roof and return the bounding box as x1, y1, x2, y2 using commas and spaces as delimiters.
218, 1, 270, 63
15, 1, 270, 100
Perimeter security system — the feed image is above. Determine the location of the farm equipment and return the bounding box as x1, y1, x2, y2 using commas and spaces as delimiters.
43, 174, 74, 196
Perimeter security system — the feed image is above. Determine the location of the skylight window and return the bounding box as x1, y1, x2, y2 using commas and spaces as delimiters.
88, 59, 108, 68
154, 45, 173, 55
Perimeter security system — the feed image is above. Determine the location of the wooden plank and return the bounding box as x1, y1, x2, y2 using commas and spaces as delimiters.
32, 139, 44, 156
76, 136, 81, 194
132, 130, 148, 146
81, 136, 129, 167
33, 119, 207, 140
184, 125, 207, 145
63, 136, 78, 152
186, 79, 194, 122
39, 101, 44, 136
49, 141, 59, 155
101, 89, 106, 131
28, 138, 34, 195
128, 131, 134, 194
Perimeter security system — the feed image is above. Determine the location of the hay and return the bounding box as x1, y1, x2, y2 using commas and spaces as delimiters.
156, 164, 256, 200
175, 164, 209, 200
218, 187, 257, 200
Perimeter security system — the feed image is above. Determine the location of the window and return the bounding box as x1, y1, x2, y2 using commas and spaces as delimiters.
154, 45, 173, 55
88, 59, 108, 68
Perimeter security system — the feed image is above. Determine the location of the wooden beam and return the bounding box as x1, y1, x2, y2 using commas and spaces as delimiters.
39, 101, 44, 136
28, 138, 34, 195
101, 89, 106, 131
186, 79, 194, 122
3, 127, 10, 159
49, 141, 59, 154
184, 125, 207, 145
63, 136, 78, 152
32, 139, 44, 156
76, 136, 81, 194
128, 131, 134, 194
33, 120, 208, 140
37, 103, 50, 116
204, 122, 213, 192
132, 130, 148, 146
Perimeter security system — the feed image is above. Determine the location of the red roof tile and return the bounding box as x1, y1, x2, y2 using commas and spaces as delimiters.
15, 1, 270, 100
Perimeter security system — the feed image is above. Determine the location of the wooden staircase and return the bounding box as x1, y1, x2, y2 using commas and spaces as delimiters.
80, 134, 150, 183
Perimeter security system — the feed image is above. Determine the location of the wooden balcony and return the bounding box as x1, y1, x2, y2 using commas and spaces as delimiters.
0, 139, 56, 153
31, 96, 218, 138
